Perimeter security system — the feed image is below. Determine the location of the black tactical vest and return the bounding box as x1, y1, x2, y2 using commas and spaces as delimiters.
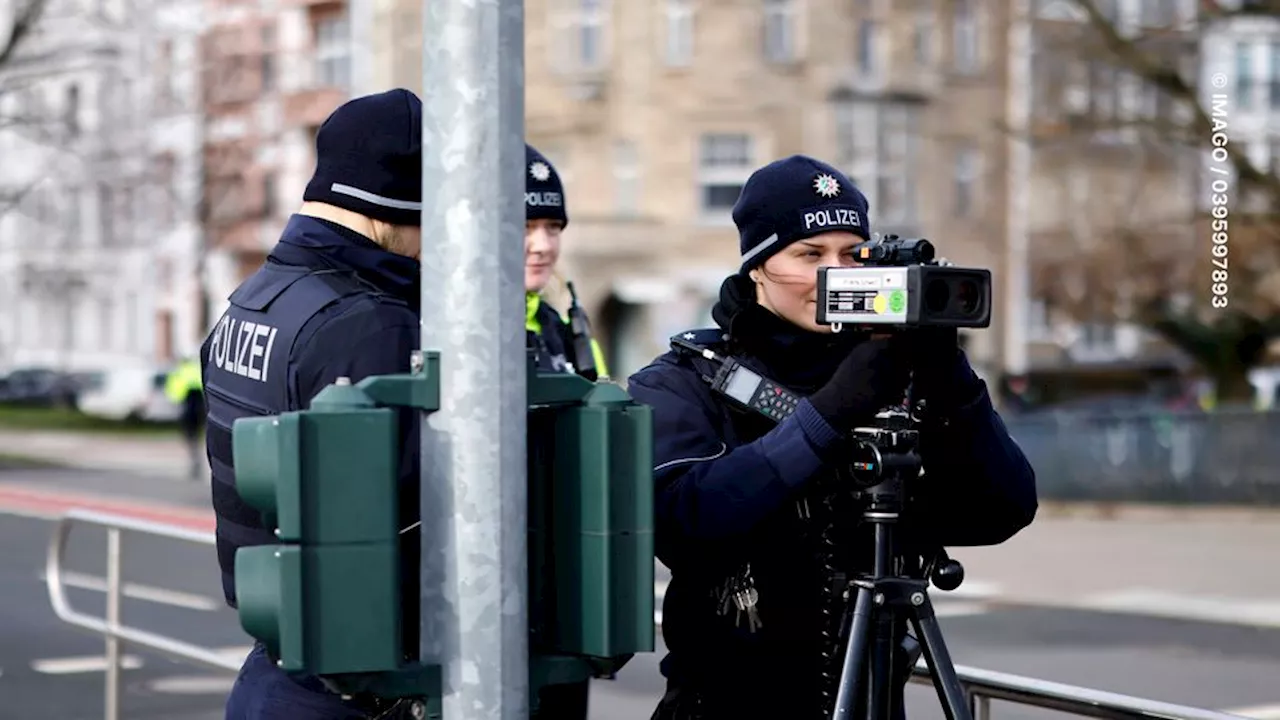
202, 263, 408, 607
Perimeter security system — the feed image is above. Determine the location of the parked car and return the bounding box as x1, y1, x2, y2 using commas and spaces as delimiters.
76, 368, 181, 422
0, 367, 84, 408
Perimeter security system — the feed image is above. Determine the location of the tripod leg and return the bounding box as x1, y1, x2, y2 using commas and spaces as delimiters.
867, 610, 898, 720
831, 586, 875, 719
908, 596, 972, 720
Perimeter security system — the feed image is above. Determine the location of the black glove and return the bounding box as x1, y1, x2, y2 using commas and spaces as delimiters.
906, 328, 981, 412
808, 336, 912, 432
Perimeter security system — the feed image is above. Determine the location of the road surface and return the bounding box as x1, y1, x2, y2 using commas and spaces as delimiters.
2, 465, 1280, 719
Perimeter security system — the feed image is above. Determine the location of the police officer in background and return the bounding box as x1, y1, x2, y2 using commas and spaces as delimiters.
206, 89, 424, 720
626, 156, 1038, 719
524, 144, 609, 381
524, 142, 600, 717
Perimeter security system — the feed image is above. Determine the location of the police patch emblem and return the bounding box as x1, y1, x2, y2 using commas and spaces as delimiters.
530, 161, 552, 182
813, 173, 841, 198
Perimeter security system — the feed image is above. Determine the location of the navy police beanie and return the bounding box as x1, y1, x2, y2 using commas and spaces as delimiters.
525, 144, 568, 227
733, 155, 870, 273
303, 88, 423, 227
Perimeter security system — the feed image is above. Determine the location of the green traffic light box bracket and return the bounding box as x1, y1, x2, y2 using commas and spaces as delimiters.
233, 348, 655, 710
233, 351, 444, 703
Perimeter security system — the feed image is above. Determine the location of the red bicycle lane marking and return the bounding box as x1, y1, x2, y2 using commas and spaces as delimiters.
0, 484, 215, 532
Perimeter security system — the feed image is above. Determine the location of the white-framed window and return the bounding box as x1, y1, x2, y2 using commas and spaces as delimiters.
762, 0, 796, 64
953, 144, 980, 218
856, 19, 879, 76
952, 0, 979, 74
613, 140, 640, 216
1236, 41, 1253, 111
548, 0, 609, 73
315, 13, 351, 89
697, 133, 753, 224
834, 102, 918, 227
664, 0, 693, 67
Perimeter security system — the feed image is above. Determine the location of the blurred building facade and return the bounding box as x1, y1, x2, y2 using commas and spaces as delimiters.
0, 0, 199, 374
197, 0, 353, 329
367, 0, 1222, 393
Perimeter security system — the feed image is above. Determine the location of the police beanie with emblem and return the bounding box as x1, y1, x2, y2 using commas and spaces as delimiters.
525, 144, 568, 227
733, 155, 870, 274
302, 88, 423, 227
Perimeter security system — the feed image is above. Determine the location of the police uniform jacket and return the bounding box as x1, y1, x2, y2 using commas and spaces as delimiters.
526, 293, 608, 378
625, 295, 1037, 718
202, 214, 421, 610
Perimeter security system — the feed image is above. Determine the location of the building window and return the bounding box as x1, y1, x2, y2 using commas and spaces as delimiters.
856, 20, 878, 76
64, 84, 79, 137
697, 133, 752, 223
664, 0, 693, 66
613, 140, 639, 216
1236, 41, 1253, 110
262, 26, 275, 92
262, 172, 277, 218
953, 144, 980, 218
952, 0, 978, 74
578, 0, 606, 69
762, 0, 796, 64
315, 13, 351, 89
1139, 0, 1176, 27
913, 12, 932, 65
834, 101, 919, 228
1270, 41, 1280, 110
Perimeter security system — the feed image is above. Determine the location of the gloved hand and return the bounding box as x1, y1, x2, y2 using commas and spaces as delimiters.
906, 327, 982, 412
807, 336, 913, 432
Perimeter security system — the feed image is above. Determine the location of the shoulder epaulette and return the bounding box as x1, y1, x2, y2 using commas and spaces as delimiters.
669, 327, 729, 351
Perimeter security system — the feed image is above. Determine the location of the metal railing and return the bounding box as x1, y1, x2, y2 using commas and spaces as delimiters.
45, 508, 1248, 720
45, 508, 241, 720
908, 664, 1246, 720
1004, 408, 1280, 505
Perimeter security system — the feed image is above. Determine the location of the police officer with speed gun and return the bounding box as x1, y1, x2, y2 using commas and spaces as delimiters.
524, 144, 609, 381
206, 89, 424, 720
626, 155, 1038, 719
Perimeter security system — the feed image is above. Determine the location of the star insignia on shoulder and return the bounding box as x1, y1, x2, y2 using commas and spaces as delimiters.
529, 161, 552, 182
813, 173, 841, 198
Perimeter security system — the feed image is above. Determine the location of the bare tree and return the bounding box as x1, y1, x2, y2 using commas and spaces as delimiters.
0, 0, 49, 215
1027, 0, 1280, 402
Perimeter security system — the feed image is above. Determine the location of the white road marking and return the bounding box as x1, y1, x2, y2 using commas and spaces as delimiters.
39, 570, 221, 612
1222, 704, 1280, 720
147, 675, 238, 694
216, 645, 253, 663
1074, 589, 1280, 629
31, 654, 144, 674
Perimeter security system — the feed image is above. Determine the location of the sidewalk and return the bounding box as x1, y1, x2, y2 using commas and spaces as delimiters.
3, 428, 1280, 628
0, 429, 195, 480
945, 511, 1280, 627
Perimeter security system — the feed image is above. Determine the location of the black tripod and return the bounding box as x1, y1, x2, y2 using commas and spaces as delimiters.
829, 415, 972, 720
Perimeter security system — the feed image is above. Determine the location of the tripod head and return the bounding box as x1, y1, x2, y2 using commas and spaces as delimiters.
840, 404, 964, 593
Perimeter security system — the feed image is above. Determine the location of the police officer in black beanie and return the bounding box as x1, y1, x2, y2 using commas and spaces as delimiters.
524, 143, 609, 381
209, 88, 425, 720
627, 155, 1037, 719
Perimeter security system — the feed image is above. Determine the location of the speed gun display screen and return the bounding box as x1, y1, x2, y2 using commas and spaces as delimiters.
821, 267, 910, 325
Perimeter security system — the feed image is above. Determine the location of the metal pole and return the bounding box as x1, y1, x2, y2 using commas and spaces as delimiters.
418, 0, 528, 718
105, 527, 122, 720
1003, 0, 1032, 378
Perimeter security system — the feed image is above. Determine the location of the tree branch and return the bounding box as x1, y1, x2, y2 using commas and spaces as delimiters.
1071, 0, 1280, 205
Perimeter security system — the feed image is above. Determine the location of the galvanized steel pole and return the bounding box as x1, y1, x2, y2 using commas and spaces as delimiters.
418, 0, 528, 718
